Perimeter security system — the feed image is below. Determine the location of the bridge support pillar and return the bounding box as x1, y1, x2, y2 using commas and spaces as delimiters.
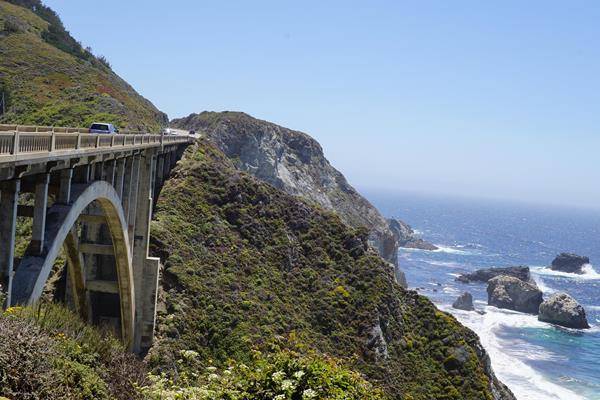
127, 154, 141, 249
115, 158, 125, 199
155, 154, 164, 196
0, 179, 20, 305
31, 173, 49, 254
103, 159, 116, 185
58, 168, 73, 204
132, 150, 158, 353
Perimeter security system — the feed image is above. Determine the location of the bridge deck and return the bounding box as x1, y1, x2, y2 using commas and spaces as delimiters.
0, 124, 194, 165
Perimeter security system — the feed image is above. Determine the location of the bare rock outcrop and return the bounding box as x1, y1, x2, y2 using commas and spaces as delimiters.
550, 253, 590, 274
387, 219, 438, 250
453, 292, 475, 311
487, 275, 543, 314
538, 292, 590, 329
457, 266, 531, 284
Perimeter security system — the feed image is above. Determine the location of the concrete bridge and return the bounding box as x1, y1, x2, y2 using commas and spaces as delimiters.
0, 124, 194, 352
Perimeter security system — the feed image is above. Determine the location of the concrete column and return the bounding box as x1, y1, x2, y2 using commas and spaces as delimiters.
149, 154, 157, 202
170, 148, 177, 168
31, 173, 50, 255
0, 179, 20, 305
114, 158, 125, 199
74, 164, 91, 184
132, 150, 156, 352
127, 154, 141, 249
58, 168, 73, 204
93, 162, 103, 181
155, 154, 164, 195
102, 159, 115, 185
122, 156, 134, 216
163, 151, 171, 181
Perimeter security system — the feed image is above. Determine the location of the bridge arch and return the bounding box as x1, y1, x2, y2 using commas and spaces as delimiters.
11, 180, 135, 349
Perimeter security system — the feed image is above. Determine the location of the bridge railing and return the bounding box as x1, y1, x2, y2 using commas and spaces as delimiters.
0, 124, 192, 157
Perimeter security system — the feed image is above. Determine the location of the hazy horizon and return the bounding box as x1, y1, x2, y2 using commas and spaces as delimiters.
44, 1, 600, 209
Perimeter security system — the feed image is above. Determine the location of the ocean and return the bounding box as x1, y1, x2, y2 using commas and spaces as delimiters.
366, 190, 600, 400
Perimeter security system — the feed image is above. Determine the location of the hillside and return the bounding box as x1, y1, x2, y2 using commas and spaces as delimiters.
0, 0, 167, 130
148, 139, 514, 399
172, 111, 411, 285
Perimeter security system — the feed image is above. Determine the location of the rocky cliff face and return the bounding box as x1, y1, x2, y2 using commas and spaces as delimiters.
172, 111, 406, 284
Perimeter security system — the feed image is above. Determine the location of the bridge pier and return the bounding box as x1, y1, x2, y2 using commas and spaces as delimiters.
31, 173, 49, 254
0, 179, 20, 305
132, 150, 160, 353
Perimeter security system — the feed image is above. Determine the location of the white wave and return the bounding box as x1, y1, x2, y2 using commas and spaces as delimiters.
433, 245, 472, 255
442, 286, 460, 294
441, 305, 585, 400
532, 275, 556, 295
426, 260, 462, 268
531, 264, 600, 280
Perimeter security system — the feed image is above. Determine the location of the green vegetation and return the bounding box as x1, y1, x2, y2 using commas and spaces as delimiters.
0, 303, 147, 400
141, 346, 385, 399
148, 140, 498, 399
0, 1, 167, 130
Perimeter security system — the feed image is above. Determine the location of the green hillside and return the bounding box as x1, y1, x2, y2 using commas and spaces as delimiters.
147, 139, 512, 399
0, 0, 167, 130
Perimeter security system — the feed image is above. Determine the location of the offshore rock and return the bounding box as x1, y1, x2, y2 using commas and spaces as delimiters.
487, 275, 543, 314
457, 266, 531, 284
453, 292, 475, 311
550, 253, 590, 274
538, 292, 590, 329
387, 219, 438, 250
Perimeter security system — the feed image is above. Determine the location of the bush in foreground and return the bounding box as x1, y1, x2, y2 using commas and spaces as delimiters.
140, 347, 386, 400
0, 303, 147, 400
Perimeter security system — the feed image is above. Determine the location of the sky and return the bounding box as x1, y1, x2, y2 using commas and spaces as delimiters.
44, 1, 600, 210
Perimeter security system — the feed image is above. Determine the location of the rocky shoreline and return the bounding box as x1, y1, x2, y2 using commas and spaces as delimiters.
453, 254, 591, 329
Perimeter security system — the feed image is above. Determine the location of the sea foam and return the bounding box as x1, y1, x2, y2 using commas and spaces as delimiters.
532, 264, 600, 280
441, 305, 585, 400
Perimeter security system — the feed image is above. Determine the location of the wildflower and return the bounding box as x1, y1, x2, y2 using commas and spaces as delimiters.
272, 370, 286, 383
206, 366, 217, 372
274, 395, 286, 400
281, 379, 295, 391
302, 389, 317, 399
180, 349, 199, 360
208, 373, 219, 381
293, 370, 305, 379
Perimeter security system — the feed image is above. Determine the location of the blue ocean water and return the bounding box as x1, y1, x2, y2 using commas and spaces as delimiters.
366, 190, 600, 400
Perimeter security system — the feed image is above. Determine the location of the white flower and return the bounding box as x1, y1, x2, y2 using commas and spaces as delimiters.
273, 395, 286, 400
303, 388, 317, 399
293, 370, 305, 379
208, 373, 219, 381
281, 379, 295, 391
272, 370, 286, 383
206, 366, 217, 372
179, 349, 199, 360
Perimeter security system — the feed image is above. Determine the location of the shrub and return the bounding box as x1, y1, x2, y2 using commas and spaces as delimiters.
139, 348, 386, 400
0, 304, 147, 400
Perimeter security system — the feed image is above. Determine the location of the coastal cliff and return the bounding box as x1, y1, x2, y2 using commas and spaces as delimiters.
147, 139, 515, 399
172, 111, 413, 283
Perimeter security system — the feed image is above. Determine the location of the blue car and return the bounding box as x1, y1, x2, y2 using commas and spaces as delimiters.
89, 122, 119, 134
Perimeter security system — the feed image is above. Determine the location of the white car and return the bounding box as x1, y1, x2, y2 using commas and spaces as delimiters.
90, 123, 119, 134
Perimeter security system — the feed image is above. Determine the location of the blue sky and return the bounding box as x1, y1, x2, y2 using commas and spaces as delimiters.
45, 1, 600, 209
